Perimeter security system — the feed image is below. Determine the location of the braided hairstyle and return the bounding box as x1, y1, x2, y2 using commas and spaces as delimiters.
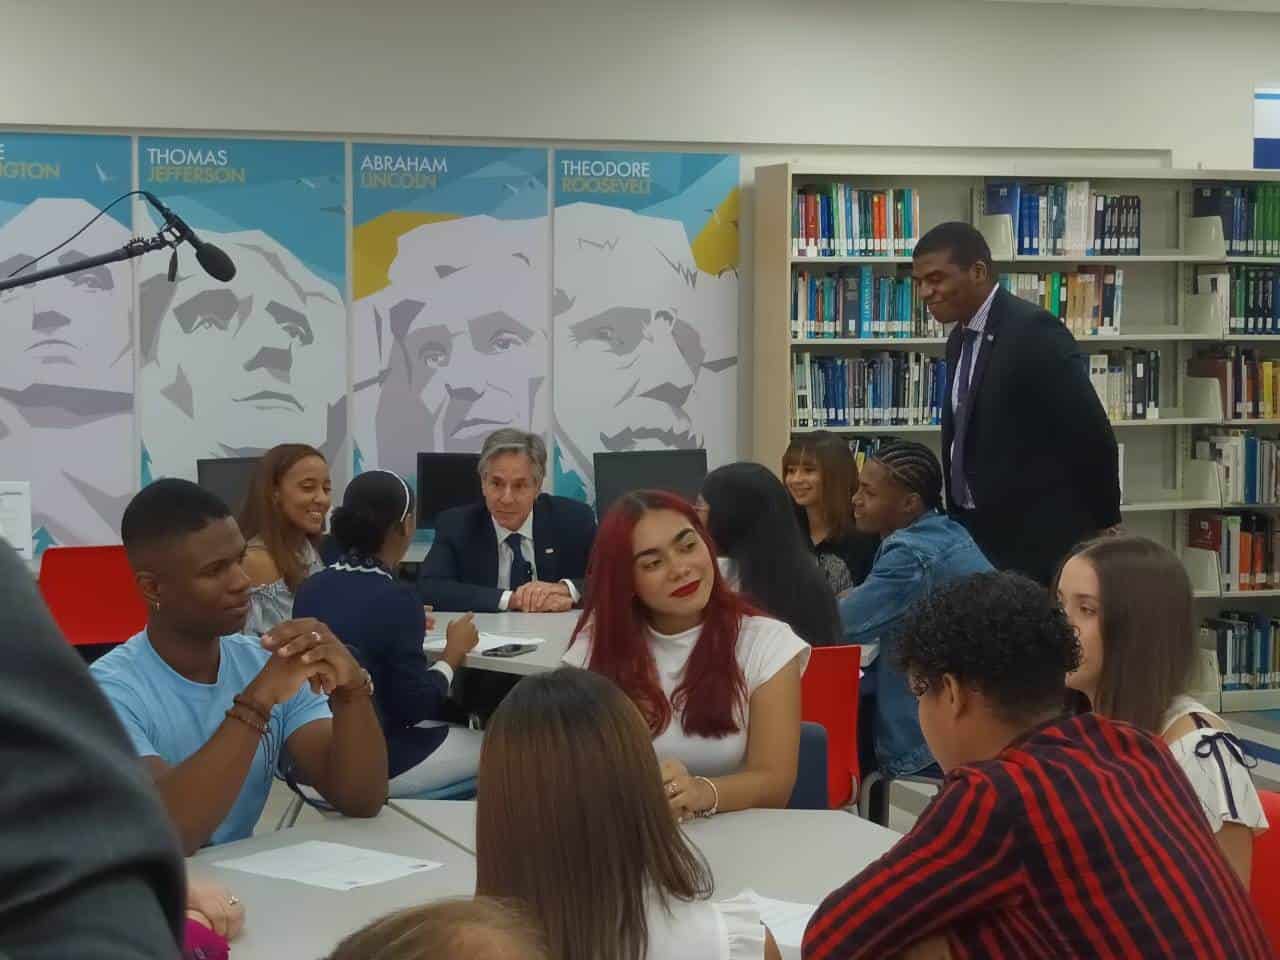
872, 441, 943, 511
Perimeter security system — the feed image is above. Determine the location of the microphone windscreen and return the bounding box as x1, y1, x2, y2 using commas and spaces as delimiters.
195, 241, 236, 282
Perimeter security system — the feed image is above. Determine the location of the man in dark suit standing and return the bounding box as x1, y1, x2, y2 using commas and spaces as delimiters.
916, 222, 1121, 586
418, 428, 596, 613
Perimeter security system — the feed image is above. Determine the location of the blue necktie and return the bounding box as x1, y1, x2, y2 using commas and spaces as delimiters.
951, 328, 981, 507
506, 532, 532, 590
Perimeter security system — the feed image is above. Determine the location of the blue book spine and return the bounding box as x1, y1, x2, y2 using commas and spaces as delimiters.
1018, 195, 1032, 256
859, 266, 873, 338
838, 357, 849, 425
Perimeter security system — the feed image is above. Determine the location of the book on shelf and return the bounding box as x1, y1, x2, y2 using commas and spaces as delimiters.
847, 436, 906, 472
791, 351, 946, 429
792, 185, 920, 258
1195, 431, 1280, 505
1226, 264, 1280, 335
1192, 183, 1280, 257
1201, 611, 1280, 692
1087, 348, 1160, 421
1117, 442, 1126, 504
1002, 267, 1125, 337
791, 268, 942, 340
983, 180, 1138, 257
1188, 510, 1280, 593
1187, 347, 1280, 421
1195, 267, 1231, 333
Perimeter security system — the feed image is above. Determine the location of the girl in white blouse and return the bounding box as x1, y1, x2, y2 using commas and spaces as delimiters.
562, 489, 810, 819
475, 667, 782, 960
1058, 535, 1268, 888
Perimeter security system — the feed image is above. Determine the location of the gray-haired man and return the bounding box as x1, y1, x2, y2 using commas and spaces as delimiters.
417, 429, 597, 613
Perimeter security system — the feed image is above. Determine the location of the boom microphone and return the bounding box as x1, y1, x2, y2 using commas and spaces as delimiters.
142, 192, 237, 282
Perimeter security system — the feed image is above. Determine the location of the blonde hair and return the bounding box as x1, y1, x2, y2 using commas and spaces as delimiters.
326, 897, 549, 960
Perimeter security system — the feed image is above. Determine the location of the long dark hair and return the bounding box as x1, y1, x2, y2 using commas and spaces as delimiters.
569, 490, 755, 738
1055, 535, 1195, 734
329, 470, 415, 558
701, 462, 840, 647
237, 443, 327, 591
783, 431, 858, 541
476, 668, 712, 960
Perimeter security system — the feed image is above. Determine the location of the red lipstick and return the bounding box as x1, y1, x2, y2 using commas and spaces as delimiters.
670, 579, 701, 599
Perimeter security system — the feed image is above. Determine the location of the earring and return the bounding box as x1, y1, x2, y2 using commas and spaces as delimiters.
151, 599, 160, 612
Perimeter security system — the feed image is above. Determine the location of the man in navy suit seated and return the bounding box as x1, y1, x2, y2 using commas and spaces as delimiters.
418, 429, 596, 613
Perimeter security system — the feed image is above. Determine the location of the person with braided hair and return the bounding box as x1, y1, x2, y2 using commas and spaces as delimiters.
838, 442, 991, 805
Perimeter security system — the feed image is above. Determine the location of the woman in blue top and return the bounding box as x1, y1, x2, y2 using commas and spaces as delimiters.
839, 442, 991, 805
294, 470, 484, 797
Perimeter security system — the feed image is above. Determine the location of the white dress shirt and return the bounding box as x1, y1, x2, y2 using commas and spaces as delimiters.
948, 284, 999, 509
492, 513, 580, 611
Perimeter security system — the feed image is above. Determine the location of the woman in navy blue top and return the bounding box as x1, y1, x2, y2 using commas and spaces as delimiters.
294, 470, 483, 796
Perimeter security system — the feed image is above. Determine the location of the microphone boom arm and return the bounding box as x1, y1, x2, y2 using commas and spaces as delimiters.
0, 229, 178, 294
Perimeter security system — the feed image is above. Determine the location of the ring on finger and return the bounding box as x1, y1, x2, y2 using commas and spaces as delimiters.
227, 896, 240, 906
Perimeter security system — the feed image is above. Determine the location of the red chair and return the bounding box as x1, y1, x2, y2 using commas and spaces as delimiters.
38, 546, 147, 647
800, 644, 861, 808
1252, 790, 1280, 954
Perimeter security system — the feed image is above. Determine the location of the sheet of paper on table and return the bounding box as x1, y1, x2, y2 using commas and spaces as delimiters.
213, 841, 443, 890
423, 633, 546, 654
728, 889, 818, 949
0, 482, 32, 560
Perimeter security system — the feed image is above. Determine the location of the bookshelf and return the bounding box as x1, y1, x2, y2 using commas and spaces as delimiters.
753, 162, 1280, 713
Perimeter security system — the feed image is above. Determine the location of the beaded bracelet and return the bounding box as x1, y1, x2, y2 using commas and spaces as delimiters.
330, 669, 375, 705
233, 693, 270, 723
225, 706, 267, 736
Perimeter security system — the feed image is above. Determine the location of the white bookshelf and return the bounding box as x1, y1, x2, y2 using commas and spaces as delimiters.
754, 162, 1280, 713
792, 337, 945, 348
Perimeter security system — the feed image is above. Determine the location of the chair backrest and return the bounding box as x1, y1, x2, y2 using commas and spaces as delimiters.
38, 546, 147, 647
1252, 789, 1280, 954
787, 721, 829, 810
800, 644, 861, 808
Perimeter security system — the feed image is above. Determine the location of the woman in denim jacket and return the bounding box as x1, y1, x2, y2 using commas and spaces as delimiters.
839, 442, 992, 791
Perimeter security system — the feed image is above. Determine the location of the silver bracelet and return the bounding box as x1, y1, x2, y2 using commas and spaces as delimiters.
694, 775, 719, 818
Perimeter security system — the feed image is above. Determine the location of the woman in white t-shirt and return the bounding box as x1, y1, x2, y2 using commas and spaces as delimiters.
562, 489, 809, 820
1058, 535, 1268, 889
475, 667, 782, 960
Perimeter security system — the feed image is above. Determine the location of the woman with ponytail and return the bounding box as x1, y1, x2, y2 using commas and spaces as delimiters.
293, 470, 484, 796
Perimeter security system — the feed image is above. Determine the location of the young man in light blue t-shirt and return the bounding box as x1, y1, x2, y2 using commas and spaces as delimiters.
91, 479, 388, 853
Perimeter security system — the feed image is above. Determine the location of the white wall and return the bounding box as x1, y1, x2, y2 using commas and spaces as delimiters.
4, 0, 1279, 449
4, 0, 1277, 164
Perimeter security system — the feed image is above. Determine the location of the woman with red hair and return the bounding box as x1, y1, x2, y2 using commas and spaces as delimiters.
563, 490, 808, 820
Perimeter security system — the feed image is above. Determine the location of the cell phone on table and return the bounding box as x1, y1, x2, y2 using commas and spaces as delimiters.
485, 642, 538, 658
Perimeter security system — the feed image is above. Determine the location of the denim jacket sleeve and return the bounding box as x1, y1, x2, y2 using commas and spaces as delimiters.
837, 540, 925, 646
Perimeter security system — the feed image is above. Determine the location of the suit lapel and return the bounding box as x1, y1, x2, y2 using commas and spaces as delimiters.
531, 495, 556, 581
955, 287, 1005, 443
943, 324, 962, 438
477, 507, 500, 587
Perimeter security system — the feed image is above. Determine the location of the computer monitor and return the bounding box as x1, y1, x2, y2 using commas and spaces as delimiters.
196, 456, 260, 515
416, 452, 483, 529
592, 450, 709, 519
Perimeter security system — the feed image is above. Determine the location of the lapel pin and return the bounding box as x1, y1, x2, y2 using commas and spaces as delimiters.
545, 547, 555, 554
986, 334, 994, 342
